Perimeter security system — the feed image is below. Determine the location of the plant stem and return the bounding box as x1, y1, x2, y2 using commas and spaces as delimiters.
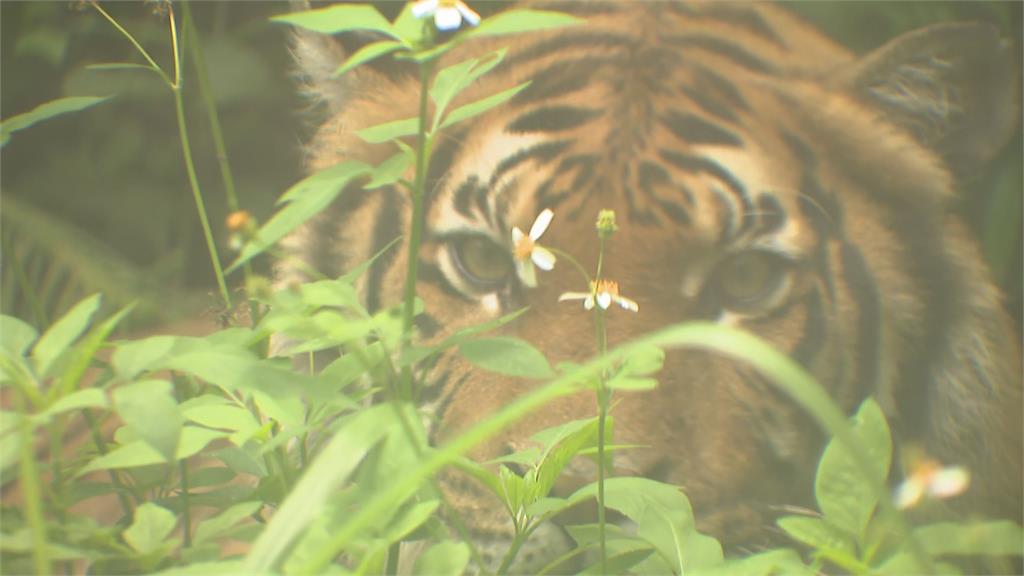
91, 3, 171, 85
16, 393, 50, 576
594, 310, 609, 575
83, 409, 134, 517
496, 529, 529, 576
398, 62, 434, 402
182, 3, 263, 328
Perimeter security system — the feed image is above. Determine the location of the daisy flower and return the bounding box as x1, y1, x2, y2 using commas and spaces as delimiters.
894, 457, 970, 509
512, 209, 556, 288
411, 0, 481, 31
560, 279, 639, 312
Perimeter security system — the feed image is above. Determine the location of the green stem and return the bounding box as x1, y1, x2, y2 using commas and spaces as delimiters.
495, 529, 529, 576
182, 3, 263, 329
549, 247, 592, 286
173, 377, 193, 548
91, 3, 172, 85
83, 410, 134, 517
172, 86, 231, 310
398, 62, 434, 402
16, 393, 50, 576
594, 310, 609, 575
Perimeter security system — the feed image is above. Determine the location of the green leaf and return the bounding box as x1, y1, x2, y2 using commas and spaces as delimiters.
52, 302, 134, 402
182, 405, 260, 435
458, 336, 555, 379
440, 82, 529, 130
468, 9, 584, 38
85, 63, 156, 73
777, 515, 856, 557
915, 520, 1024, 557
243, 403, 399, 572
0, 315, 38, 357
815, 398, 891, 541
228, 161, 371, 272
1, 96, 112, 147
356, 117, 419, 144
123, 502, 178, 555
692, 549, 813, 576
399, 307, 528, 368
430, 50, 506, 130
334, 40, 404, 77
533, 418, 600, 501
412, 541, 470, 575
31, 293, 101, 379
193, 501, 262, 546
364, 147, 413, 190
112, 379, 182, 462
76, 440, 164, 476
271, 4, 397, 38
34, 388, 107, 423
384, 499, 440, 543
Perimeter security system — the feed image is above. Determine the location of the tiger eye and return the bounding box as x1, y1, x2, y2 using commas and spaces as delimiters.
716, 251, 785, 307
454, 236, 513, 285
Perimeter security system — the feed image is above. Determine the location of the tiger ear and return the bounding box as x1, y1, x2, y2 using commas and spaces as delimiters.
833, 22, 1019, 177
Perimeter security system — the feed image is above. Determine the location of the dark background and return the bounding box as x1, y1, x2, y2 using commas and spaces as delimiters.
1, 1, 1020, 332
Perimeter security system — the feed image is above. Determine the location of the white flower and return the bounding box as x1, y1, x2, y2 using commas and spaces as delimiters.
559, 279, 638, 312
894, 458, 970, 509
411, 0, 481, 31
512, 209, 556, 288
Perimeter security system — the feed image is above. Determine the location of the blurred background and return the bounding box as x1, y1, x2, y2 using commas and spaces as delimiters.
1, 1, 1020, 333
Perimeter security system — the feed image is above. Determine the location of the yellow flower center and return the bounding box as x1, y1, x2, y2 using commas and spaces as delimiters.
594, 279, 620, 296
514, 236, 535, 261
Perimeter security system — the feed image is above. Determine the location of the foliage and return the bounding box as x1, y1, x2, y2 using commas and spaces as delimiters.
1, 2, 1020, 576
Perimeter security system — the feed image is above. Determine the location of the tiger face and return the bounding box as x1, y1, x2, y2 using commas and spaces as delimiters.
284, 2, 1022, 570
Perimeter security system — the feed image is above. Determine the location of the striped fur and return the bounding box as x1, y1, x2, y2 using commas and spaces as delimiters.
285, 2, 1021, 569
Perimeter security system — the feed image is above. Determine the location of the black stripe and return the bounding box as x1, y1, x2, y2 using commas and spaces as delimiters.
365, 187, 402, 313
756, 193, 787, 235
414, 313, 442, 340
490, 140, 571, 186
840, 244, 882, 394
507, 105, 601, 134
453, 175, 485, 219
429, 371, 472, 443
790, 291, 827, 368
700, 4, 786, 48
560, 154, 599, 191
531, 1, 623, 16
668, 34, 775, 74
658, 198, 691, 225
659, 150, 752, 214
663, 111, 743, 148
505, 32, 639, 67
513, 56, 619, 105
422, 128, 465, 219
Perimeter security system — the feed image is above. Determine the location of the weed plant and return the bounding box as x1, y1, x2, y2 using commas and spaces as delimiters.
1, 3, 1020, 575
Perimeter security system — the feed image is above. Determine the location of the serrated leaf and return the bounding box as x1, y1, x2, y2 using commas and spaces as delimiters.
356, 117, 419, 144
815, 398, 891, 541
915, 520, 1024, 557
364, 148, 413, 190
272, 4, 397, 38
1, 96, 112, 146
228, 161, 371, 272
0, 315, 38, 357
459, 336, 554, 379
412, 540, 470, 575
777, 515, 856, 557
76, 440, 164, 476
52, 302, 134, 402
334, 40, 404, 77
123, 502, 178, 555
440, 82, 529, 130
468, 9, 583, 38
113, 379, 182, 462
430, 50, 506, 130
193, 501, 262, 546
34, 388, 107, 424
31, 293, 100, 379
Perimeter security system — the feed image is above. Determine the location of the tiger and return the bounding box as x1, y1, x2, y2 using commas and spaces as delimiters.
281, 1, 1022, 572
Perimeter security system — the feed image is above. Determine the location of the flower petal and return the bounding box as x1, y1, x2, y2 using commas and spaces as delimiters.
596, 291, 612, 310
615, 295, 639, 312
531, 246, 556, 271
456, 2, 481, 26
411, 0, 438, 19
894, 478, 925, 509
434, 7, 462, 30
928, 467, 969, 499
529, 209, 554, 240
584, 296, 595, 310
516, 259, 537, 288
558, 291, 590, 302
